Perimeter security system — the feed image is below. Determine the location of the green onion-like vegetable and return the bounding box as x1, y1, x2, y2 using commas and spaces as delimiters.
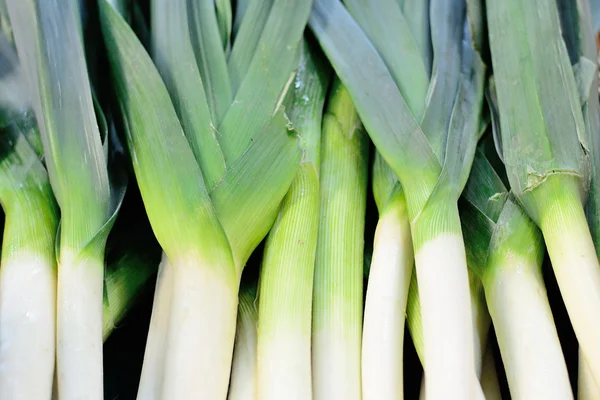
228, 282, 258, 400
0, 117, 58, 398
312, 80, 368, 400
557, 0, 600, 396
363, 168, 413, 400
350, 0, 428, 396
256, 40, 330, 400
7, 0, 121, 397
136, 254, 172, 399
310, 1, 487, 397
487, 0, 600, 387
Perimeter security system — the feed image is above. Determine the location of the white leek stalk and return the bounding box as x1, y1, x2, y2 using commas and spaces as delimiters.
362, 189, 412, 400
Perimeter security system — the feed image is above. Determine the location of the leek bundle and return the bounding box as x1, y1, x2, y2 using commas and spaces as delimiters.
409, 144, 572, 399
7, 0, 122, 397
487, 0, 600, 388
310, 0, 487, 397
98, 0, 309, 397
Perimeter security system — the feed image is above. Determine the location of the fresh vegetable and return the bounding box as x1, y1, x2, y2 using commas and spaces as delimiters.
256, 40, 330, 400
311, 80, 368, 400
0, 113, 58, 399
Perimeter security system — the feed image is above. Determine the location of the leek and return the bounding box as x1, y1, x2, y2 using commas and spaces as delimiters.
311, 80, 368, 400
557, 0, 600, 396
487, 0, 600, 387
347, 1, 428, 396
362, 171, 413, 400
136, 255, 172, 400
228, 282, 258, 400
7, 0, 121, 397
0, 115, 58, 399
310, 1, 487, 397
256, 40, 330, 400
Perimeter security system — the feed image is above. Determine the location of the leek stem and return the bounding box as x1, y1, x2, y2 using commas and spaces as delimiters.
312, 81, 368, 400
0, 129, 58, 399
160, 257, 238, 400
413, 215, 479, 400
136, 254, 171, 400
228, 284, 258, 400
361, 190, 413, 400
538, 177, 600, 387
483, 200, 572, 399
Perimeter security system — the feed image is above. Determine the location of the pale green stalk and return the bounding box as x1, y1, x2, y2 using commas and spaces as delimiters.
0, 122, 58, 399
312, 80, 368, 400
7, 0, 117, 397
256, 41, 330, 400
